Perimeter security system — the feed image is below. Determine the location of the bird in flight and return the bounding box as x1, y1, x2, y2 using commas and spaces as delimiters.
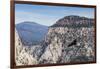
68, 39, 77, 47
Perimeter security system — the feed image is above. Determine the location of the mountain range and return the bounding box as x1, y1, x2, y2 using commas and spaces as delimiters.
16, 21, 48, 46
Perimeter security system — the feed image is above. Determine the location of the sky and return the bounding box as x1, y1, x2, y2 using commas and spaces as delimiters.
15, 4, 95, 26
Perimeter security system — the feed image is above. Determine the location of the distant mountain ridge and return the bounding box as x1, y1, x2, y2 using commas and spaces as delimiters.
51, 15, 94, 28
16, 21, 48, 46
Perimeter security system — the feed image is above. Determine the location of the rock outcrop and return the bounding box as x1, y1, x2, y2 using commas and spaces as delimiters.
15, 29, 38, 65
39, 15, 95, 64
39, 27, 95, 64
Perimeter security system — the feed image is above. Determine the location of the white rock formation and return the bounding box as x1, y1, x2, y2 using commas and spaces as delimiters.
15, 29, 38, 65
39, 27, 95, 63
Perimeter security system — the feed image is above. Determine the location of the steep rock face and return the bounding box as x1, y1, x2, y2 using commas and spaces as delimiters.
39, 16, 95, 64
15, 30, 38, 65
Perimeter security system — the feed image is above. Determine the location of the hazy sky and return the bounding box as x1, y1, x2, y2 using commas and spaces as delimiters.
15, 4, 95, 26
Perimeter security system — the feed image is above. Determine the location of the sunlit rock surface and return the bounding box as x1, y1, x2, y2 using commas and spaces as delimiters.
15, 29, 38, 65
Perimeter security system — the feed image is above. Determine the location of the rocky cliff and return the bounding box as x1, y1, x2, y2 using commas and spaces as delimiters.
39, 27, 95, 64
39, 15, 95, 64
15, 15, 95, 65
15, 29, 38, 65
